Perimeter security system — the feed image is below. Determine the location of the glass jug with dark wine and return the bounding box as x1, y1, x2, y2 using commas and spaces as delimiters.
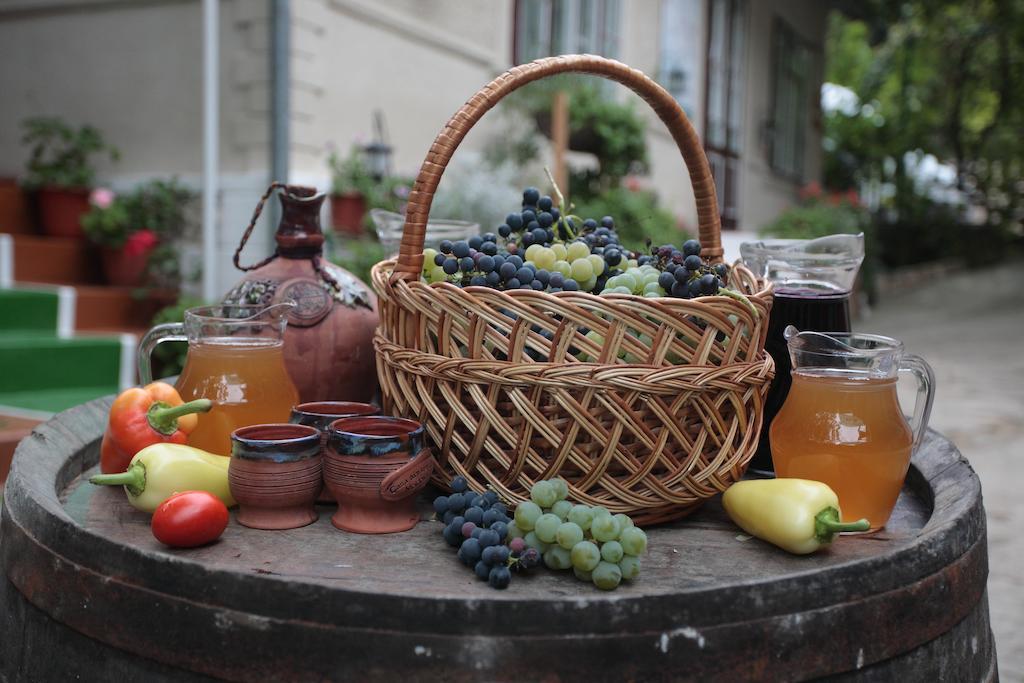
740, 233, 865, 475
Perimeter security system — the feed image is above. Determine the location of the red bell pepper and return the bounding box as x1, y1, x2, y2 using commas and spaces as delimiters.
99, 382, 212, 474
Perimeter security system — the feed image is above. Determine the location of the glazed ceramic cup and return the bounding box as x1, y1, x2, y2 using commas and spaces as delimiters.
290, 402, 380, 504
229, 424, 322, 530
324, 416, 435, 534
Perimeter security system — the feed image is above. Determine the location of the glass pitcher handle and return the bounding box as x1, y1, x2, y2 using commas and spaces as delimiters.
898, 353, 936, 450
138, 322, 187, 385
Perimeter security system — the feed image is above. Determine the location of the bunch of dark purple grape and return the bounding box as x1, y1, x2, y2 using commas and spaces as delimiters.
433, 476, 541, 589
640, 239, 730, 299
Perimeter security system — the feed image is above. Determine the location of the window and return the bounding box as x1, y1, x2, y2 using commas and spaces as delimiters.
769, 18, 812, 180
514, 0, 621, 64
658, 0, 703, 118
703, 0, 746, 229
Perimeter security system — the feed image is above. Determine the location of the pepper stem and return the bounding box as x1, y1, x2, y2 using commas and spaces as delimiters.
90, 462, 147, 497
814, 507, 870, 545
147, 399, 212, 435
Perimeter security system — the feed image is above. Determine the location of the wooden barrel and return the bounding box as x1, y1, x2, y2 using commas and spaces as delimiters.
0, 397, 997, 682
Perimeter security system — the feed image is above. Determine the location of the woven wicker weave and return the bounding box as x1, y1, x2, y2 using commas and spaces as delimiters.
370, 55, 774, 524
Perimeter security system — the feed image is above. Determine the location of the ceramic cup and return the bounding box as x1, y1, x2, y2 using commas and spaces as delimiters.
324, 416, 435, 534
229, 424, 322, 530
290, 402, 380, 504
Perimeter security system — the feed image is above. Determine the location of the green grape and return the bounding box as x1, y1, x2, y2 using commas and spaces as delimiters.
573, 566, 593, 583
618, 555, 641, 580
591, 506, 610, 518
613, 514, 634, 532
570, 259, 594, 282
600, 540, 624, 563
553, 260, 572, 277
514, 501, 543, 531
592, 561, 623, 590
567, 504, 594, 531
534, 513, 562, 543
566, 241, 590, 262
642, 271, 661, 286
429, 266, 447, 283
626, 259, 639, 269
556, 522, 584, 550
617, 273, 638, 292
550, 499, 573, 520
549, 477, 569, 501
534, 247, 556, 271
591, 514, 621, 542
524, 531, 550, 553
570, 540, 601, 571
551, 243, 567, 261
543, 545, 573, 570
643, 291, 662, 298
643, 282, 662, 296
610, 286, 632, 295
620, 527, 648, 556
582, 276, 597, 292
586, 254, 606, 277
524, 244, 543, 262
530, 481, 558, 508
506, 523, 525, 541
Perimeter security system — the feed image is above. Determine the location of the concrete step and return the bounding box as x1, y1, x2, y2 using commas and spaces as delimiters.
1, 232, 101, 286
74, 286, 177, 332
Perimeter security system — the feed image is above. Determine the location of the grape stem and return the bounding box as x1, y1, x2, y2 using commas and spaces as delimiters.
544, 166, 565, 210
717, 286, 759, 320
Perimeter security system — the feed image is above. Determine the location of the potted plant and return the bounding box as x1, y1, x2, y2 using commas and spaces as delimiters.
21, 117, 119, 238
82, 179, 195, 288
327, 146, 375, 236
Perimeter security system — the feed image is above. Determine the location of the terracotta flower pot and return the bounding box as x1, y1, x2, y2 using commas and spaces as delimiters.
99, 242, 156, 287
229, 424, 322, 530
329, 192, 366, 236
290, 401, 380, 504
0, 179, 31, 234
36, 186, 91, 238
324, 416, 435, 534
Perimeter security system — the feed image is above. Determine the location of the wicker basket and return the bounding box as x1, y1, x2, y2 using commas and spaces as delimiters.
370, 55, 774, 524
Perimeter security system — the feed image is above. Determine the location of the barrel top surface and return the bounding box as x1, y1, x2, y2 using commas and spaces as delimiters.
0, 396, 992, 682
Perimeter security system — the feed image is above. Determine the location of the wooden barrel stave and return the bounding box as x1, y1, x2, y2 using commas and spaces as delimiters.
0, 397, 998, 682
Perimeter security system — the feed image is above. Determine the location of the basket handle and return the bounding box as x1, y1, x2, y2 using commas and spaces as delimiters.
393, 54, 723, 282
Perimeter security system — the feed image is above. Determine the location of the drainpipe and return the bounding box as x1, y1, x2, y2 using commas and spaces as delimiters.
201, 0, 219, 302
271, 0, 290, 189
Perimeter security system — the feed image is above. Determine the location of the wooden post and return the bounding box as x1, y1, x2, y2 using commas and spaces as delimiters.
552, 91, 569, 197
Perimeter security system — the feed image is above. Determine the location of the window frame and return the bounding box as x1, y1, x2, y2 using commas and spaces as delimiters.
767, 15, 815, 183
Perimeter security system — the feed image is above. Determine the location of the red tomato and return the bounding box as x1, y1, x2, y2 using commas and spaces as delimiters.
152, 491, 229, 548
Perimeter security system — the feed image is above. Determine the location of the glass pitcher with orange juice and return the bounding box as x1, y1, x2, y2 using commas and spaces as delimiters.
769, 327, 935, 530
138, 303, 299, 455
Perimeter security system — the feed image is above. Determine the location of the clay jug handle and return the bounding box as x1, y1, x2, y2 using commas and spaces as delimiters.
380, 451, 435, 502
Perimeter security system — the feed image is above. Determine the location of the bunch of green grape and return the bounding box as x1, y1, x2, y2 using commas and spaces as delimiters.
508, 478, 648, 591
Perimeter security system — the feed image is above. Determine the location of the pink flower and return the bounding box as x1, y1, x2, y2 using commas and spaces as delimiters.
799, 181, 823, 201
624, 175, 643, 192
90, 187, 115, 209
124, 229, 158, 257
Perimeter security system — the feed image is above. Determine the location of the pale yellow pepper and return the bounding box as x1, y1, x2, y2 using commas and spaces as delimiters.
90, 443, 235, 513
722, 479, 869, 555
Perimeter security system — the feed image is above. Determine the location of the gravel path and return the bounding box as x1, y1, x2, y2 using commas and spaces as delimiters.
862, 260, 1024, 680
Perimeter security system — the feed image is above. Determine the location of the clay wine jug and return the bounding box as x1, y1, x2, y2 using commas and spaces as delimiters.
223, 183, 379, 403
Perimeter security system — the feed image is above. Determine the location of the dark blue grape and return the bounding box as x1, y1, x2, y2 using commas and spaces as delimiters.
537, 211, 553, 228
464, 506, 484, 524
498, 224, 512, 238
531, 227, 546, 244
548, 272, 564, 288
689, 279, 702, 297
490, 521, 508, 541
563, 278, 580, 292
482, 232, 497, 243
433, 495, 449, 515
671, 280, 690, 298
444, 525, 463, 547
451, 515, 465, 530
481, 241, 498, 256
714, 263, 729, 280
605, 248, 622, 266
601, 216, 614, 229
638, 255, 653, 266
530, 280, 544, 290
595, 227, 611, 237
471, 527, 484, 539
674, 268, 690, 283
700, 273, 720, 295
452, 241, 470, 258
583, 218, 598, 230
442, 510, 455, 524
682, 239, 701, 257
470, 275, 486, 286
459, 257, 475, 272
516, 267, 533, 283
468, 236, 483, 250
518, 547, 540, 569
523, 187, 540, 205
442, 258, 459, 275
483, 491, 499, 504
534, 269, 550, 286
477, 255, 496, 272
439, 240, 453, 254
521, 231, 535, 247
521, 209, 537, 225
458, 538, 482, 565
493, 546, 511, 564
470, 495, 489, 509
481, 546, 498, 565
488, 565, 512, 589
499, 262, 517, 281
658, 272, 675, 291
478, 529, 501, 548
486, 271, 501, 286
475, 560, 492, 580
550, 207, 561, 221
506, 213, 523, 230
482, 508, 501, 526
507, 255, 524, 268
433, 253, 446, 267
683, 254, 702, 271
506, 278, 521, 289
447, 492, 465, 509
538, 196, 553, 211
520, 282, 534, 290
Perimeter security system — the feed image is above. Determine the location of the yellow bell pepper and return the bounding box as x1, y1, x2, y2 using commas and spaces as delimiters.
89, 443, 235, 513
722, 479, 869, 555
